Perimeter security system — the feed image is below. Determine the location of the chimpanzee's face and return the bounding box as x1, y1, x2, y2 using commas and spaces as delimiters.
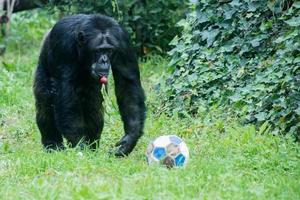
90, 48, 112, 80
77, 30, 117, 84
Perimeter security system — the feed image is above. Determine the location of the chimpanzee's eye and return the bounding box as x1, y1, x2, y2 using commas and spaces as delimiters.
106, 49, 113, 56
94, 49, 113, 58
95, 50, 103, 57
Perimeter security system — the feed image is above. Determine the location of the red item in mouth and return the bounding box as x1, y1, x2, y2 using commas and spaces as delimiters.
99, 76, 108, 84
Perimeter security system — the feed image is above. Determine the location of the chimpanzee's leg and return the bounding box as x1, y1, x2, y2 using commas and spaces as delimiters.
82, 84, 104, 150
34, 65, 64, 151
54, 80, 85, 148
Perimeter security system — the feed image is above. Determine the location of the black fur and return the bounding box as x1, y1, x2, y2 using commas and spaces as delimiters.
33, 14, 146, 156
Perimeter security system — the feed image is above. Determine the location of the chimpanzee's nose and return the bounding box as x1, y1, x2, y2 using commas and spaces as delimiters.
93, 54, 111, 78
98, 54, 108, 64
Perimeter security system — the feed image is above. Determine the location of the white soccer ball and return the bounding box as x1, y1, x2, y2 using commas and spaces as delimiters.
146, 135, 189, 168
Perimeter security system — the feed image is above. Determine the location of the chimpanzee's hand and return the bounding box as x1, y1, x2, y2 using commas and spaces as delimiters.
114, 134, 138, 157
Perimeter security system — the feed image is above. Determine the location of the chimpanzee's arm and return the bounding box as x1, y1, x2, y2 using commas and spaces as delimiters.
112, 48, 146, 157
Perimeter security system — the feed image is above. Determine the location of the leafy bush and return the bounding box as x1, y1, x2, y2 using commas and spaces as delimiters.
5, 10, 56, 51
166, 0, 300, 139
49, 0, 187, 55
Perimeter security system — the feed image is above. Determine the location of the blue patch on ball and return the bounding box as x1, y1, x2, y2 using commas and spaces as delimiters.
153, 147, 166, 160
170, 135, 182, 145
175, 153, 185, 166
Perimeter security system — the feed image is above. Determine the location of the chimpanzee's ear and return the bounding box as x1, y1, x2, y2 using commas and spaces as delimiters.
76, 31, 85, 46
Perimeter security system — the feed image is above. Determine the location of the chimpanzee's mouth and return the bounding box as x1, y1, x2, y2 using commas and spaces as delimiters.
91, 69, 109, 84
91, 62, 110, 85
99, 75, 108, 84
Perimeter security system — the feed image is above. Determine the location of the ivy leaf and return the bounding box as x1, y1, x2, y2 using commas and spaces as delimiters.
294, 56, 300, 64
250, 38, 261, 47
259, 20, 273, 31
192, 44, 200, 51
221, 43, 234, 52
293, 2, 300, 8
224, 9, 236, 20
267, 0, 282, 13
284, 16, 300, 27
229, 93, 242, 102
248, 1, 261, 12
229, 0, 242, 7
295, 107, 300, 115
255, 112, 267, 121
197, 13, 209, 23
201, 29, 220, 46
188, 73, 198, 86
177, 19, 189, 28
169, 36, 179, 46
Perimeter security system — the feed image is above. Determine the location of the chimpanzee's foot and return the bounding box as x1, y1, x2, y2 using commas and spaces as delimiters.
87, 140, 100, 151
43, 142, 65, 152
64, 134, 86, 149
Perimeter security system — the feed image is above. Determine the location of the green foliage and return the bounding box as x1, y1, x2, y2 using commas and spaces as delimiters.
48, 0, 187, 55
2, 10, 57, 51
166, 0, 300, 139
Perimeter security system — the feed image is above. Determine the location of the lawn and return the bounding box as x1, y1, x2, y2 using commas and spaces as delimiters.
0, 12, 299, 200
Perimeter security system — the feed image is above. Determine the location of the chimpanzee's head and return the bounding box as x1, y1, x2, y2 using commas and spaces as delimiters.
77, 29, 118, 84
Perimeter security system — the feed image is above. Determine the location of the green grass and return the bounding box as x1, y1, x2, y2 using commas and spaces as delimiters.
0, 12, 300, 200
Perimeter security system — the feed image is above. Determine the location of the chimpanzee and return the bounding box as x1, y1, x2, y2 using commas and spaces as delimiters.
33, 14, 146, 157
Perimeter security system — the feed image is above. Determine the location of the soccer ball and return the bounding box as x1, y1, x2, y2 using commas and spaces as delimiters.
146, 135, 189, 168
